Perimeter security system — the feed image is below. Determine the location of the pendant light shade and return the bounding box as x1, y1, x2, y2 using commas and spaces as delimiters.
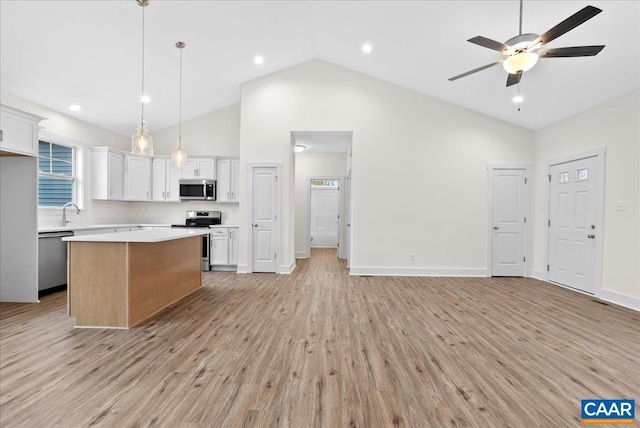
132, 0, 153, 156
172, 41, 187, 167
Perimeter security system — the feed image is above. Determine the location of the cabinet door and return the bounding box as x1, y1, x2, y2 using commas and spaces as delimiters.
166, 164, 182, 201
231, 159, 240, 202
152, 158, 167, 201
229, 228, 239, 265
216, 159, 231, 202
108, 152, 124, 200
0, 111, 38, 156
126, 156, 151, 201
211, 235, 229, 265
197, 159, 215, 179
182, 159, 198, 179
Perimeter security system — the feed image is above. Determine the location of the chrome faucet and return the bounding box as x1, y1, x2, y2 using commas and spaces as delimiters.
62, 202, 80, 226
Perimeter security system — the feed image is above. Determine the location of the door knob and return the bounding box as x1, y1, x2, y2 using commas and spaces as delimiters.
493, 226, 499, 230
253, 224, 258, 227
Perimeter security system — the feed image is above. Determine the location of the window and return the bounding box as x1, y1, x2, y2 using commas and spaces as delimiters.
38, 141, 76, 207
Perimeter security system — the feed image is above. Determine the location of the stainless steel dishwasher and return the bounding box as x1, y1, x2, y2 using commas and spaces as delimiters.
38, 231, 74, 292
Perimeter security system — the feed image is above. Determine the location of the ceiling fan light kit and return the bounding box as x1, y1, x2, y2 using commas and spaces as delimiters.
449, 1, 605, 88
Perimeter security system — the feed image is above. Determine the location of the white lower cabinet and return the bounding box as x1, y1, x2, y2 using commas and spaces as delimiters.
210, 227, 239, 269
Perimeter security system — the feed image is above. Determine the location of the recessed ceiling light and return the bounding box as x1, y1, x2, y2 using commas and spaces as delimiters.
294, 145, 306, 153
254, 56, 264, 65
362, 44, 372, 54
512, 94, 524, 103
140, 95, 150, 103
69, 104, 82, 112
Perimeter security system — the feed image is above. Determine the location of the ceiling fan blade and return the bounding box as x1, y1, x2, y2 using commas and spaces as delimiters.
539, 45, 605, 58
536, 6, 603, 46
448, 60, 503, 81
506, 73, 522, 87
467, 36, 510, 53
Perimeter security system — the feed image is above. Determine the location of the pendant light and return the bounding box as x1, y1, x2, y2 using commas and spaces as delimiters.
172, 42, 187, 166
131, 0, 153, 156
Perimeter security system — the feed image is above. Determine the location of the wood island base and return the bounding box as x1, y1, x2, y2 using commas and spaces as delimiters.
68, 236, 201, 328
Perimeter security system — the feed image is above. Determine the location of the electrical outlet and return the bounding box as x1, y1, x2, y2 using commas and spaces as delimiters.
615, 201, 626, 211
410, 253, 415, 261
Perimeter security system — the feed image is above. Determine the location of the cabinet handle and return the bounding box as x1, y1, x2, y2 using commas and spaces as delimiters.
146, 190, 149, 198
162, 191, 166, 199
232, 192, 235, 199
167, 192, 170, 198
227, 192, 230, 200
110, 188, 113, 197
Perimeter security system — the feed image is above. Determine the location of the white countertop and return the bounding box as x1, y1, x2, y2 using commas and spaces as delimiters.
62, 228, 211, 243
39, 224, 171, 233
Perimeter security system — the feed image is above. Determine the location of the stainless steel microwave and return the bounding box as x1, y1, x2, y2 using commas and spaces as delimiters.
179, 179, 216, 201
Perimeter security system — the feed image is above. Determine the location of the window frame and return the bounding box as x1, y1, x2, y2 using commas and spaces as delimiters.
37, 131, 85, 210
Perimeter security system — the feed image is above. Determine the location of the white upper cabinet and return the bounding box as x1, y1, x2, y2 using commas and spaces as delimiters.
216, 158, 239, 203
182, 157, 215, 179
91, 147, 124, 200
0, 105, 45, 157
124, 154, 152, 201
152, 157, 181, 202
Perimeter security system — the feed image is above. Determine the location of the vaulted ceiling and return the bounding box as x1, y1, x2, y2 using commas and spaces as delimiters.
1, 1, 637, 136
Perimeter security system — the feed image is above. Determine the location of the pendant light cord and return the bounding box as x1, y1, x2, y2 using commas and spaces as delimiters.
141, 4, 145, 122
179, 46, 182, 139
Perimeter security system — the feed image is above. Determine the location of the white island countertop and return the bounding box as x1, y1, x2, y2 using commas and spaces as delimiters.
62, 228, 211, 243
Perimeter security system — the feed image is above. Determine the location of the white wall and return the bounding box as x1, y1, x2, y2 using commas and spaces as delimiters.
533, 91, 639, 308
294, 152, 348, 256
238, 60, 535, 274
1, 91, 241, 226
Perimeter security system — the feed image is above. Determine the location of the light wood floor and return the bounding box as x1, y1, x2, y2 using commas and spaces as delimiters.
1, 248, 638, 427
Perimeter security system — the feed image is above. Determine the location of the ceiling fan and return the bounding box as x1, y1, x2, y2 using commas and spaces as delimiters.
449, 0, 606, 87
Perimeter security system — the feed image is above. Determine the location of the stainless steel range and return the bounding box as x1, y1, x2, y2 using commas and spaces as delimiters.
171, 210, 221, 271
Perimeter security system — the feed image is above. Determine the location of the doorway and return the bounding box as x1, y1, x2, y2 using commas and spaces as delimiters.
488, 165, 530, 276
546, 149, 605, 294
292, 131, 352, 262
307, 177, 343, 256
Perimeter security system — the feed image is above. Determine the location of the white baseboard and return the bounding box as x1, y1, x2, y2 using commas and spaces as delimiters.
531, 270, 546, 281
236, 264, 249, 274
295, 251, 308, 259
349, 266, 488, 277
597, 289, 640, 312
529, 276, 640, 312
278, 259, 296, 274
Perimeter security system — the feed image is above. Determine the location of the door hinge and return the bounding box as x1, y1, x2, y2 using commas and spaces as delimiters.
523, 256, 526, 262
524, 177, 528, 184
0, 130, 3, 142
524, 217, 527, 223
548, 220, 551, 227
548, 174, 551, 182
547, 264, 550, 271
275, 175, 278, 182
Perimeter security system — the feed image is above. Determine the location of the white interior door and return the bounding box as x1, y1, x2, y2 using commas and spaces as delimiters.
252, 167, 278, 272
491, 168, 527, 276
548, 156, 600, 293
310, 187, 339, 247
345, 172, 351, 267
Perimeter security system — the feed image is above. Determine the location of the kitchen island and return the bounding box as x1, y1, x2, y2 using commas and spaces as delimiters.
64, 229, 210, 328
